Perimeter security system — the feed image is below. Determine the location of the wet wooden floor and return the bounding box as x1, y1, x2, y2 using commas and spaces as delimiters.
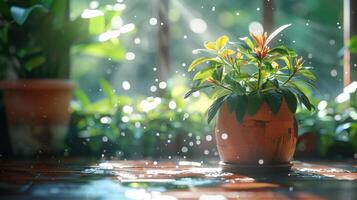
0, 159, 356, 199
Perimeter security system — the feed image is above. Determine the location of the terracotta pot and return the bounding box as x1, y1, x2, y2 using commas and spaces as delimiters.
215, 101, 297, 165
0, 79, 74, 156
295, 132, 319, 158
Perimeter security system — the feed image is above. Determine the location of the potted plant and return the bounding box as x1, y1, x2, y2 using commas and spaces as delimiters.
185, 24, 316, 172
0, 1, 101, 156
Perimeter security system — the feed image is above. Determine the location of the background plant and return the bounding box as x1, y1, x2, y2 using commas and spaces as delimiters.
186, 24, 316, 123
296, 83, 357, 158
67, 77, 215, 158
0, 0, 127, 79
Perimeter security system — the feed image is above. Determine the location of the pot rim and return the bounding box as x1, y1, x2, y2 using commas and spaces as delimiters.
0, 79, 76, 90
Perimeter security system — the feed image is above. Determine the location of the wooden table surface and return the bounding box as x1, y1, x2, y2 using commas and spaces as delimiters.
0, 158, 356, 200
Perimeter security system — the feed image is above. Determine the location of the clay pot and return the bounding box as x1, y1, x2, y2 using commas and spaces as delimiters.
0, 79, 74, 156
215, 101, 297, 165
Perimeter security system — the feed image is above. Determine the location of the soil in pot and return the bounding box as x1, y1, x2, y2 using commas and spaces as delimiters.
215, 101, 297, 166
0, 80, 74, 156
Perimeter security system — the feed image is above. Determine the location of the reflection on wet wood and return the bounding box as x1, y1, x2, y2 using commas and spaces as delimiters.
0, 159, 355, 199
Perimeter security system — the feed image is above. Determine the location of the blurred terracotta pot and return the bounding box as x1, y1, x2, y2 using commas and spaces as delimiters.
0, 79, 74, 156
215, 101, 297, 165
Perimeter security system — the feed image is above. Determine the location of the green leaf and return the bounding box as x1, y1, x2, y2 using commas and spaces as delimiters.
349, 36, 357, 54
99, 79, 116, 102
240, 37, 254, 50
188, 57, 214, 72
235, 95, 247, 122
282, 88, 298, 113
299, 69, 316, 81
223, 74, 245, 95
212, 66, 223, 81
226, 94, 237, 112
210, 86, 231, 99
247, 92, 263, 116
215, 35, 229, 49
24, 56, 46, 71
207, 95, 227, 124
74, 88, 91, 109
289, 86, 313, 111
184, 85, 211, 99
11, 5, 48, 25
269, 46, 290, 56
51, 0, 67, 29
264, 91, 283, 114
73, 41, 125, 62
193, 67, 214, 81
89, 15, 105, 35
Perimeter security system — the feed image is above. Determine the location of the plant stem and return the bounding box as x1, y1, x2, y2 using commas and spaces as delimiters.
257, 61, 262, 90
282, 70, 296, 86
215, 82, 234, 92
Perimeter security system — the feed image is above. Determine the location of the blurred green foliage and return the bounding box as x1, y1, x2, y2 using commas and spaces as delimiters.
0, 0, 126, 79
296, 89, 357, 158
67, 77, 215, 158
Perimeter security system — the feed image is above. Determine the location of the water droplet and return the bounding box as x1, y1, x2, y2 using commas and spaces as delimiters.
182, 63, 186, 67
221, 133, 228, 140
330, 69, 337, 77
89, 1, 99, 9
289, 186, 294, 191
125, 52, 135, 60
256, 7, 260, 11
258, 159, 264, 165
204, 150, 210, 155
189, 142, 194, 146
338, 26, 342, 29
156, 132, 160, 136
206, 135, 213, 141
153, 161, 158, 165
122, 81, 131, 90
183, 35, 188, 39
211, 6, 215, 11
102, 136, 108, 142
150, 85, 157, 92
190, 18, 207, 34
135, 122, 141, 128
121, 116, 129, 123
236, 12, 240, 16
308, 53, 313, 59
159, 81, 167, 89
134, 38, 141, 44
149, 17, 157, 25
169, 101, 177, 110
181, 146, 188, 153
196, 140, 201, 145
329, 40, 335, 45
100, 116, 111, 124
188, 133, 193, 137
123, 105, 133, 114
